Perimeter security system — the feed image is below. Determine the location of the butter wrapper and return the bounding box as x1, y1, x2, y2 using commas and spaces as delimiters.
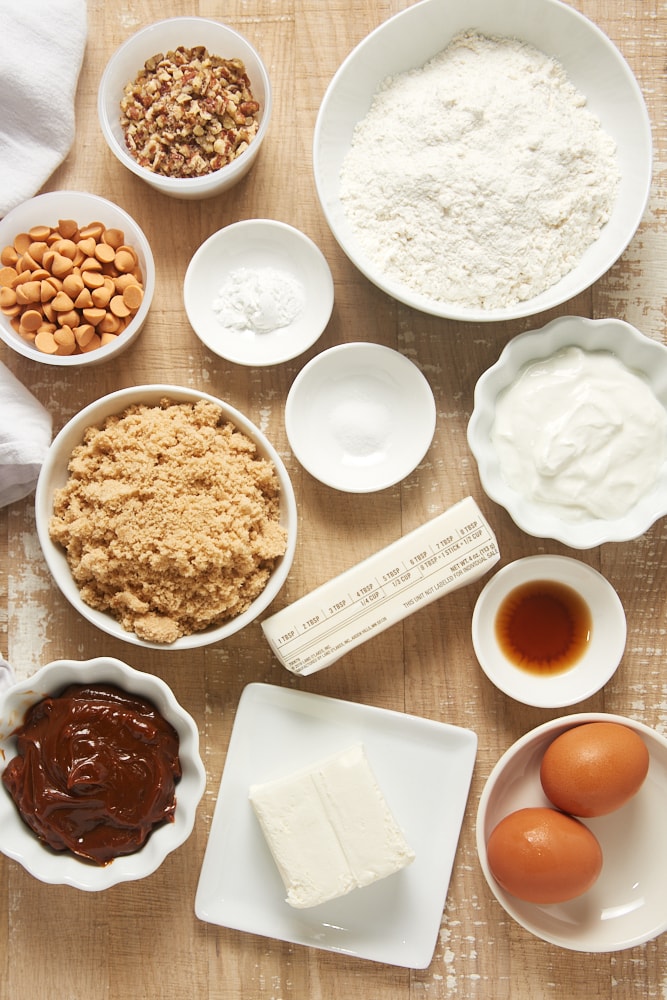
262, 496, 500, 675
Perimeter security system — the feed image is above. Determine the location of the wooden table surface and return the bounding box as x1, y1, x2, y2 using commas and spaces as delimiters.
1, 1, 666, 997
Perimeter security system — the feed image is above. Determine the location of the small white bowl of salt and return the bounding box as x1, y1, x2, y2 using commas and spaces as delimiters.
285, 342, 436, 492
184, 219, 334, 366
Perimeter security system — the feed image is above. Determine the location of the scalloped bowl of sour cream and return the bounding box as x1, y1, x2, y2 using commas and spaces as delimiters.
467, 316, 667, 548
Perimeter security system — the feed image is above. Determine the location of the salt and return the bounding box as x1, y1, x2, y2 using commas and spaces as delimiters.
212, 266, 305, 335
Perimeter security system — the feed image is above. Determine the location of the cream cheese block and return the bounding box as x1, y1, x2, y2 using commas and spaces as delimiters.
249, 743, 415, 908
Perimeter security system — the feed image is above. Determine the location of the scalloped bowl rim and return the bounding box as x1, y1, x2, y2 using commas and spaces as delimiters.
0, 190, 155, 366
466, 316, 667, 547
35, 385, 298, 649
313, 0, 652, 321
0, 657, 206, 891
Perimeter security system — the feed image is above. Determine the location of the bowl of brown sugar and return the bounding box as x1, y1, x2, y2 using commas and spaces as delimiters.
35, 386, 297, 649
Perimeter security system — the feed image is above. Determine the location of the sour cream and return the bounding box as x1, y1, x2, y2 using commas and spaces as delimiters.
492, 347, 667, 521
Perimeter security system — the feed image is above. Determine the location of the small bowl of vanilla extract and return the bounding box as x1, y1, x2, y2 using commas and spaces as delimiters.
471, 555, 626, 708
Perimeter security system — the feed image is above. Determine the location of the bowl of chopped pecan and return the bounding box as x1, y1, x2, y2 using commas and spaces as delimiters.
97, 17, 271, 199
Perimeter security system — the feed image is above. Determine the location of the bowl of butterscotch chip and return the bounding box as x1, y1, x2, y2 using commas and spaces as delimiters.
0, 190, 155, 366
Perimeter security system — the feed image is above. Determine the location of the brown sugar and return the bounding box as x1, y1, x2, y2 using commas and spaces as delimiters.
49, 398, 288, 644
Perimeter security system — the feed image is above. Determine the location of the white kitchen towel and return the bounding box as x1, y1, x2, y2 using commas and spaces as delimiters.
0, 1, 88, 218
0, 363, 53, 508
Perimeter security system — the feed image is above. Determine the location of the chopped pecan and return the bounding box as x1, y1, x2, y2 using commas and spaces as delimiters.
119, 46, 261, 178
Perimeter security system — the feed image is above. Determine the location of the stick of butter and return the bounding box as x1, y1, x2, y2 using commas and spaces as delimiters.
249, 743, 415, 909
262, 496, 500, 675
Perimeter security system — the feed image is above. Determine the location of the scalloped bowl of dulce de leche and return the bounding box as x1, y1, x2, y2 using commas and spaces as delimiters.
313, 0, 651, 321
0, 657, 206, 891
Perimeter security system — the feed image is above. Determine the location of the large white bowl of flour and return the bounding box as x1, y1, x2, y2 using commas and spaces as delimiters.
313, 0, 651, 322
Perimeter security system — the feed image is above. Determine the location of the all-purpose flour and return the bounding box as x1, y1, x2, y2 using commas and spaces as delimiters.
339, 31, 620, 310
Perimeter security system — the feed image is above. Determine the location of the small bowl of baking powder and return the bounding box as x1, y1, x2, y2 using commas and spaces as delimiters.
184, 219, 334, 366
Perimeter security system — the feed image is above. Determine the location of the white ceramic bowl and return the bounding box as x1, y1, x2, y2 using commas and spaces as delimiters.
0, 190, 155, 366
472, 555, 626, 708
285, 343, 436, 492
477, 712, 667, 951
98, 17, 271, 199
35, 385, 297, 649
184, 220, 334, 366
467, 316, 667, 547
313, 0, 651, 322
0, 657, 206, 891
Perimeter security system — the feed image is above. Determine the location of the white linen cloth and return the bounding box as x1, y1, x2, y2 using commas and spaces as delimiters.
0, 1, 87, 217
0, 363, 52, 507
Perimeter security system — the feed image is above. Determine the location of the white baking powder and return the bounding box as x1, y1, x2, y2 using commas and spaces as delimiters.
212, 266, 305, 334
339, 31, 620, 310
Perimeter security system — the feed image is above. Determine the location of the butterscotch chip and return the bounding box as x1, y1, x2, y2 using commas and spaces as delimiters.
74, 288, 94, 308
122, 283, 143, 310
100, 331, 119, 346
110, 294, 131, 318
55, 339, 77, 356
1, 245, 18, 267
79, 222, 105, 241
0, 286, 17, 309
57, 309, 80, 329
82, 307, 106, 327
28, 241, 49, 264
91, 284, 113, 308
49, 399, 288, 643
14, 233, 32, 254
54, 239, 78, 260
54, 326, 76, 347
102, 228, 125, 249
77, 237, 97, 257
80, 333, 103, 352
82, 270, 105, 289
51, 253, 74, 277
34, 330, 58, 353
52, 291, 75, 312
16, 281, 41, 304
63, 273, 85, 299
94, 242, 116, 265
114, 249, 136, 273
75, 323, 96, 347
20, 309, 44, 332
58, 219, 79, 240
0, 266, 17, 287
40, 280, 58, 303
29, 225, 53, 242
99, 313, 121, 334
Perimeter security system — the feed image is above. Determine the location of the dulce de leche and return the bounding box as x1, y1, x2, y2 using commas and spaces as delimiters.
2, 683, 181, 865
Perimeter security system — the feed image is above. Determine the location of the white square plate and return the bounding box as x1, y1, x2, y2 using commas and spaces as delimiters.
195, 683, 477, 968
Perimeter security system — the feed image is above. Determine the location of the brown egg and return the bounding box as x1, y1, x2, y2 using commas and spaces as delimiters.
486, 806, 602, 904
540, 722, 649, 817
